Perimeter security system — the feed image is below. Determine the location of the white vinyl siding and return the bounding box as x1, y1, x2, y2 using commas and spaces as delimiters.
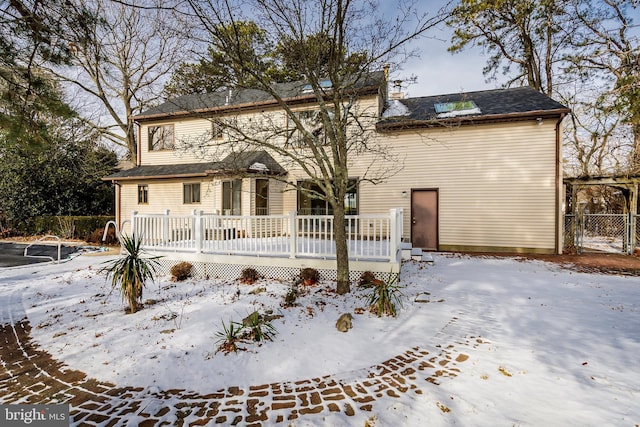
126, 93, 559, 253
356, 121, 559, 251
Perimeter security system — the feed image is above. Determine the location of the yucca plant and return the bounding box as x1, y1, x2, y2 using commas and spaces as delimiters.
215, 320, 242, 354
242, 312, 277, 342
101, 234, 160, 314
363, 272, 404, 317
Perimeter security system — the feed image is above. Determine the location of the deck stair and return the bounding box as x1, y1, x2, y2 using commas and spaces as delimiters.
399, 242, 434, 263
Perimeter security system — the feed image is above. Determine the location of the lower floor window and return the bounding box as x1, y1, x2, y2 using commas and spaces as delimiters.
297, 179, 358, 215
255, 179, 269, 215
183, 183, 201, 204
222, 179, 242, 215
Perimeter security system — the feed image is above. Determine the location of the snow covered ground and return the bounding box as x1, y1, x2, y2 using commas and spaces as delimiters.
0, 252, 638, 426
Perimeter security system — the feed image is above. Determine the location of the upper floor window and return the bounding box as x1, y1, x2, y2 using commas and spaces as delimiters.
287, 109, 334, 147
183, 183, 201, 204
148, 124, 175, 151
211, 120, 224, 140
138, 185, 148, 204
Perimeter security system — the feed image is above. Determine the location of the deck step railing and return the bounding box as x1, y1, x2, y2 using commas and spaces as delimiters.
131, 209, 403, 263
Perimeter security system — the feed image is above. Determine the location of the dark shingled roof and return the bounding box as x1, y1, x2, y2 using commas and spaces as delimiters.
104, 151, 286, 181
134, 71, 386, 120
378, 86, 570, 131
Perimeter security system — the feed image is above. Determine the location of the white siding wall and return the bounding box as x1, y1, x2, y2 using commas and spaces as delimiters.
119, 178, 215, 234
365, 121, 558, 251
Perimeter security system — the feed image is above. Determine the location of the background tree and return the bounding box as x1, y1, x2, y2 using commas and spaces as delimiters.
184, 0, 447, 294
46, 0, 191, 160
0, 118, 118, 227
164, 21, 301, 98
0, 0, 91, 146
447, 0, 574, 95
566, 0, 640, 171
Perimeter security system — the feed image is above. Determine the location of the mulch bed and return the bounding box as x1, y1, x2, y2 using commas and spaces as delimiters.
462, 251, 640, 276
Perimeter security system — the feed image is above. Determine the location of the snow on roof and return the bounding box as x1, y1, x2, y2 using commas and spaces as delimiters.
249, 162, 269, 172
436, 107, 482, 118
382, 99, 411, 118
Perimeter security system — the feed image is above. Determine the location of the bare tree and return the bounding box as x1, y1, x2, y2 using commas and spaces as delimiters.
182, 0, 448, 294
566, 0, 640, 171
447, 0, 576, 95
46, 0, 192, 159
561, 85, 632, 176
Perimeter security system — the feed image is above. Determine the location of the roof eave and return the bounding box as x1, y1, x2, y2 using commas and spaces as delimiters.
132, 85, 381, 122
376, 108, 571, 132
103, 172, 210, 182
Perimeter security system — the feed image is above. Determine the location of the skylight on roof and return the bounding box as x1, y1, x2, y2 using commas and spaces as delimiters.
434, 100, 481, 118
434, 100, 478, 113
302, 79, 332, 93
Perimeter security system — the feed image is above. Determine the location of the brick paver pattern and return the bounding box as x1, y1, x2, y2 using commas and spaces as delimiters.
1, 309, 486, 426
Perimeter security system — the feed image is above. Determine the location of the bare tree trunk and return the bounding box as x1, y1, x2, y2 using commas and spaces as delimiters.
633, 124, 640, 173
332, 202, 350, 295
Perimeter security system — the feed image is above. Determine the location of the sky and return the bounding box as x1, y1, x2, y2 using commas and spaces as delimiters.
379, 0, 496, 98
1, 252, 638, 425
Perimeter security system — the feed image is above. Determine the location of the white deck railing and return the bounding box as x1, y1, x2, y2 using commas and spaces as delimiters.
131, 209, 403, 263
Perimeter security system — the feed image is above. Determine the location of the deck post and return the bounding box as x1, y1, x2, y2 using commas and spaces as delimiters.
194, 210, 203, 253
131, 211, 138, 239
389, 208, 401, 262
162, 209, 170, 245
289, 211, 297, 259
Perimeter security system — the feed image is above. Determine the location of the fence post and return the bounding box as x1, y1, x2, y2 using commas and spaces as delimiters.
163, 209, 170, 245
194, 210, 203, 253
289, 211, 297, 259
632, 214, 638, 255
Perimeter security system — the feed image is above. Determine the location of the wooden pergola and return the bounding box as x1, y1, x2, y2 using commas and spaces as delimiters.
563, 175, 640, 253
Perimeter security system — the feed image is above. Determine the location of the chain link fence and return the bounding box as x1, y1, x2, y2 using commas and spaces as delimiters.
564, 213, 638, 254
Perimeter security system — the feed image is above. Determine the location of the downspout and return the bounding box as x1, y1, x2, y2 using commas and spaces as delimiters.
555, 113, 567, 254
135, 118, 141, 166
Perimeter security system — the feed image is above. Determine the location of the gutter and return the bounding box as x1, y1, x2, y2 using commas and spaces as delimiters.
376, 108, 572, 132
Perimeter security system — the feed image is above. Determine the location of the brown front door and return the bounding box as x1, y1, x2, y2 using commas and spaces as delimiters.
411, 189, 438, 250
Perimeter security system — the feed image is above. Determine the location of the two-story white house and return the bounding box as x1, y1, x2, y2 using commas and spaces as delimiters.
105, 73, 569, 257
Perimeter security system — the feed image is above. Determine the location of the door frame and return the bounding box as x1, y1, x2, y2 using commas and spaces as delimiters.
410, 188, 439, 251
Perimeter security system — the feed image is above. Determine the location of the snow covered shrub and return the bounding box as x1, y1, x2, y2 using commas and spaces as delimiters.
170, 261, 193, 282
299, 267, 319, 286
358, 271, 377, 287
239, 267, 260, 284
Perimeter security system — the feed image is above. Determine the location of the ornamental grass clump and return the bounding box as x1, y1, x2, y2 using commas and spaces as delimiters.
101, 234, 160, 314
361, 272, 404, 317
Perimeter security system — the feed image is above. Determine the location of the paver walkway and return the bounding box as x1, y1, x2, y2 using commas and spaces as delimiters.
1, 292, 487, 426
